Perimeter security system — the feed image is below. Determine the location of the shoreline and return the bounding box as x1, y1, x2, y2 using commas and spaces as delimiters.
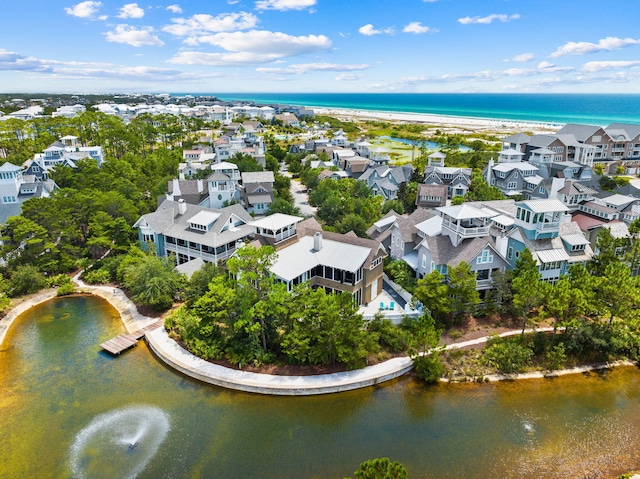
2, 286, 637, 395
310, 106, 563, 135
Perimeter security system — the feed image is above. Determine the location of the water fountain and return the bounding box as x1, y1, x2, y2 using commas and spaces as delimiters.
69, 405, 170, 479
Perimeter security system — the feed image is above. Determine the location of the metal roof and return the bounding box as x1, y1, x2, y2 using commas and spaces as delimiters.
270, 235, 372, 281
188, 211, 221, 227
562, 234, 589, 247
518, 199, 569, 213
251, 213, 302, 231
536, 249, 571, 264
437, 204, 492, 220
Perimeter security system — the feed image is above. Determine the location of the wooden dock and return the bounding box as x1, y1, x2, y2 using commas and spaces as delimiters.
100, 321, 164, 355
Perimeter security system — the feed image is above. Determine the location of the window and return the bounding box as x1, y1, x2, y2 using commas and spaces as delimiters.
571, 244, 585, 252
2, 196, 17, 203
555, 155, 563, 162
142, 233, 154, 243
371, 256, 383, 268
592, 135, 601, 142
422, 255, 427, 268
476, 250, 494, 264
507, 181, 517, 189
507, 246, 513, 260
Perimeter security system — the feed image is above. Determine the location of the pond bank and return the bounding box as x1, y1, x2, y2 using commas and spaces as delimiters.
1, 282, 635, 396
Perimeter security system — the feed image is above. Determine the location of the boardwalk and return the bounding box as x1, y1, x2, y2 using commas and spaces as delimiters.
100, 320, 163, 356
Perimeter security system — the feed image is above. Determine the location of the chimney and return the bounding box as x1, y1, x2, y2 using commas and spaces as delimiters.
313, 232, 323, 252
178, 198, 187, 215
172, 178, 181, 196
197, 178, 204, 193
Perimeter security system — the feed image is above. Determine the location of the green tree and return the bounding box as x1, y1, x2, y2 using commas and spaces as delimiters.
227, 245, 277, 353
335, 214, 369, 237
351, 458, 408, 479
408, 313, 443, 383
447, 261, 480, 322
588, 228, 624, 276
413, 271, 450, 323
593, 262, 639, 325
122, 252, 183, 311
8, 265, 47, 297
541, 276, 587, 336
512, 249, 547, 336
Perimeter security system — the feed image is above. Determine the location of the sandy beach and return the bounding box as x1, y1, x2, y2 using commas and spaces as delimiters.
311, 106, 563, 136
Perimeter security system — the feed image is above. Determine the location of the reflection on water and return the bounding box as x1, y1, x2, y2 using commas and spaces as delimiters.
1, 296, 639, 479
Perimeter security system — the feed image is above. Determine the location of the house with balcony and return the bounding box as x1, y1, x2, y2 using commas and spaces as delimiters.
437, 204, 492, 247
0, 162, 56, 223
503, 199, 593, 282
389, 208, 438, 260
263, 216, 387, 305
134, 199, 255, 266
502, 133, 531, 153
414, 235, 507, 292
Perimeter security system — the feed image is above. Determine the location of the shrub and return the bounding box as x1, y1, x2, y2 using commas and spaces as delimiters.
57, 283, 75, 296
8, 265, 47, 297
482, 338, 533, 374
413, 353, 444, 383
352, 458, 408, 479
367, 316, 410, 352
545, 343, 567, 371
47, 274, 72, 288
82, 268, 112, 285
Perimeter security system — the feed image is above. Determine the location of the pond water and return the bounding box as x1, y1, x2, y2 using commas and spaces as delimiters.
2, 295, 640, 479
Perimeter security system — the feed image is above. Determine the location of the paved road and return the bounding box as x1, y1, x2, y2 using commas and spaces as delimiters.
282, 163, 316, 217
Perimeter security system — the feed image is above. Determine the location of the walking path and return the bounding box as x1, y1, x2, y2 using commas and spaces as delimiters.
1, 280, 632, 395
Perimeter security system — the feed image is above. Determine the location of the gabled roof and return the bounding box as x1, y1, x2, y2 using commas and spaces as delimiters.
437, 204, 492, 220
0, 162, 21, 172
206, 171, 231, 181
502, 133, 531, 144
517, 199, 568, 213
556, 123, 603, 142
557, 181, 597, 196
607, 123, 640, 140
425, 235, 500, 267
241, 171, 274, 184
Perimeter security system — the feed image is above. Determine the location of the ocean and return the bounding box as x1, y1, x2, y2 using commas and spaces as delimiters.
187, 93, 640, 127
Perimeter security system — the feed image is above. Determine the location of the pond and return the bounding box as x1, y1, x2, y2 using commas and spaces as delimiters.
1, 295, 640, 478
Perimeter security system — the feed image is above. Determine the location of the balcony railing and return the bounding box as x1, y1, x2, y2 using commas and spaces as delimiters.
536, 221, 560, 231
442, 218, 489, 237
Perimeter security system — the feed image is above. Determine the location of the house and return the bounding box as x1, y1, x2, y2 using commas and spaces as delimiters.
556, 180, 597, 210
200, 162, 241, 208
415, 184, 447, 208
165, 178, 209, 206
275, 113, 300, 128
359, 165, 413, 200
258, 215, 387, 305
423, 164, 472, 199
240, 171, 275, 214
0, 162, 56, 224
389, 208, 437, 261
415, 235, 507, 291
134, 199, 255, 265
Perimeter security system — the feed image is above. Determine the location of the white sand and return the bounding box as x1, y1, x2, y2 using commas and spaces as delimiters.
312, 106, 563, 135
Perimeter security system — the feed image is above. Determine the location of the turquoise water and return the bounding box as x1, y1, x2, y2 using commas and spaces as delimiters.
2, 295, 640, 478
197, 93, 640, 126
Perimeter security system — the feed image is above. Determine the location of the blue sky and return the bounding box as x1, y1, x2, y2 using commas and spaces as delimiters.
1, 0, 640, 94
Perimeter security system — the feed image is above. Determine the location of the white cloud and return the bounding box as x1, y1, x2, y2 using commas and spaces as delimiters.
537, 61, 555, 69
117, 3, 144, 18
256, 62, 370, 74
458, 14, 520, 25
168, 30, 331, 66
504, 53, 535, 62
166, 4, 182, 13
581, 60, 640, 73
163, 12, 259, 37
358, 24, 394, 36
335, 73, 364, 81
64, 1, 102, 18
0, 50, 52, 72
551, 36, 640, 57
254, 0, 316, 11
104, 25, 164, 47
403, 22, 433, 34
186, 30, 331, 55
